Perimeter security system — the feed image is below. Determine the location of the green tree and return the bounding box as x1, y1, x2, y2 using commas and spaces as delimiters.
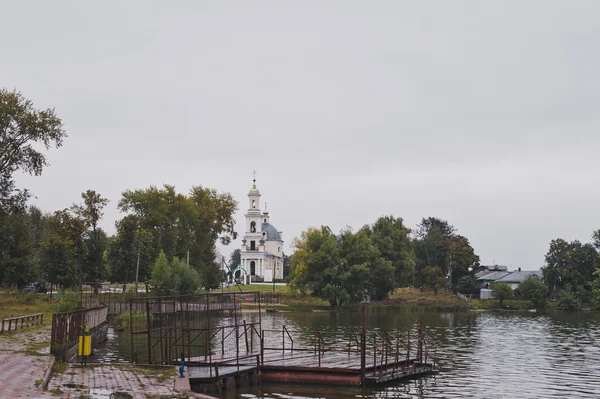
447, 235, 480, 286
422, 266, 446, 295
107, 215, 154, 284
542, 238, 599, 300
592, 230, 600, 251
171, 258, 201, 295
118, 184, 238, 285
40, 210, 87, 288
0, 205, 42, 287
590, 269, 600, 310
72, 190, 109, 293
517, 276, 548, 308
362, 216, 415, 287
150, 251, 201, 295
491, 282, 513, 306
290, 227, 395, 306
229, 249, 241, 271
556, 289, 581, 310
150, 251, 179, 295
282, 253, 292, 281
413, 227, 447, 289
456, 275, 479, 295
0, 89, 66, 210
413, 218, 479, 289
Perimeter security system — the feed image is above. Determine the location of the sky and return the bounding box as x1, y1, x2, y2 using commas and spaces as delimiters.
3, 1, 600, 270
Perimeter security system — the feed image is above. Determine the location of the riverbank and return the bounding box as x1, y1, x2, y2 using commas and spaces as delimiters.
235, 287, 472, 312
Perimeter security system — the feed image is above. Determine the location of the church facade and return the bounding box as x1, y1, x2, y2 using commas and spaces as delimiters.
238, 178, 284, 283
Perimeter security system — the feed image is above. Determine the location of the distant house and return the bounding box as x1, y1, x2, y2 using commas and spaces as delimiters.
477, 271, 510, 288
473, 265, 508, 274
495, 270, 543, 290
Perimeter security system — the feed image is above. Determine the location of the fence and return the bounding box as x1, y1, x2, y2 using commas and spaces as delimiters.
1, 313, 43, 333
50, 305, 108, 361
129, 292, 260, 364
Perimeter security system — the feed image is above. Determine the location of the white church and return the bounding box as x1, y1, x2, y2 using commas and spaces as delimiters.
235, 177, 284, 284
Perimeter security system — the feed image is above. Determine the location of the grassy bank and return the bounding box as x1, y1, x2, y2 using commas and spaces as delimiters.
470, 298, 556, 311
0, 293, 53, 320
362, 288, 470, 312
228, 286, 471, 312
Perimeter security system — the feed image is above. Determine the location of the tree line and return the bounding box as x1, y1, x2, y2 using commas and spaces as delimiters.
541, 230, 600, 309
0, 89, 237, 291
287, 216, 480, 306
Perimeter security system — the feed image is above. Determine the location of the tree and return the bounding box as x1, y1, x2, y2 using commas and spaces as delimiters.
542, 238, 599, 300
72, 190, 109, 293
150, 251, 201, 295
413, 217, 479, 289
491, 282, 513, 306
0, 205, 42, 287
413, 227, 447, 289
229, 249, 241, 269
283, 253, 292, 281
556, 289, 581, 310
447, 235, 480, 286
107, 215, 154, 284
363, 216, 415, 287
456, 275, 479, 295
592, 230, 600, 251
422, 266, 446, 295
171, 258, 201, 295
517, 276, 548, 308
590, 269, 600, 310
40, 210, 87, 288
118, 184, 238, 285
0, 89, 66, 210
150, 251, 178, 295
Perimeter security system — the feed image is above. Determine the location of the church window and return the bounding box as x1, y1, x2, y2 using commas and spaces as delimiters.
250, 241, 256, 250
252, 200, 256, 208
250, 261, 256, 275
264, 219, 267, 223
250, 221, 256, 233
278, 247, 280, 253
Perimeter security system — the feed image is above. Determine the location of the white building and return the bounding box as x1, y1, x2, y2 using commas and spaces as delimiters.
237, 178, 284, 283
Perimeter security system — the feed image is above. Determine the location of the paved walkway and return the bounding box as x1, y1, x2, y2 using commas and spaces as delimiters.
48, 364, 216, 398
0, 351, 55, 398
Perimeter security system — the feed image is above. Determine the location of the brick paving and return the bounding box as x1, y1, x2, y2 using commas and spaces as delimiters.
47, 364, 217, 398
0, 351, 55, 398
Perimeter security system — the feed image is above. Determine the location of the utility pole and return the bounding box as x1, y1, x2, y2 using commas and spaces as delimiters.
135, 248, 140, 295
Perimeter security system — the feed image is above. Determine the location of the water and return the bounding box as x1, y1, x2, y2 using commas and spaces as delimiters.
97, 310, 600, 398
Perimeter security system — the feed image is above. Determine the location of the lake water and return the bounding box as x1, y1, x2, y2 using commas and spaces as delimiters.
96, 310, 600, 399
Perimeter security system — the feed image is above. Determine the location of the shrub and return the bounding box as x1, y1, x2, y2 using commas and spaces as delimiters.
518, 276, 548, 308
491, 282, 513, 306
556, 290, 581, 310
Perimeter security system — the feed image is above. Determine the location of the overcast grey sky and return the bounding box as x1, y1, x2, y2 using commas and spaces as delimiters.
3, 1, 600, 269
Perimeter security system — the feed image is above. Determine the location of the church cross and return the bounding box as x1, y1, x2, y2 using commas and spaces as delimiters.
252, 170, 257, 183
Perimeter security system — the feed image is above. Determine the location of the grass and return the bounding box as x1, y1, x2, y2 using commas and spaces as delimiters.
208, 283, 289, 294
24, 338, 51, 355
365, 288, 471, 312
52, 361, 67, 375
112, 311, 153, 329
124, 365, 175, 383
0, 293, 52, 320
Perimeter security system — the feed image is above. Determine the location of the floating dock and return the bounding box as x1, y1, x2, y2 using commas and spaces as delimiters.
128, 292, 438, 391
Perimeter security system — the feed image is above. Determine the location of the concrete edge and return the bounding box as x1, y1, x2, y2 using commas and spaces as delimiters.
40, 355, 55, 390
